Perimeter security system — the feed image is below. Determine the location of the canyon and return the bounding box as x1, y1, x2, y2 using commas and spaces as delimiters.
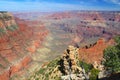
0, 11, 120, 80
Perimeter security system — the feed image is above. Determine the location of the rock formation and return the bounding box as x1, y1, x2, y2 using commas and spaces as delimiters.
60, 46, 87, 80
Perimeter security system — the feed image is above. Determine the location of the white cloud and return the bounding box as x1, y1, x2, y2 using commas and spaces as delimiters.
105, 0, 120, 5
112, 0, 120, 4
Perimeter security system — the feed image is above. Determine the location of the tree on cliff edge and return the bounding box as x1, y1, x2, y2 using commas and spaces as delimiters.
103, 36, 120, 73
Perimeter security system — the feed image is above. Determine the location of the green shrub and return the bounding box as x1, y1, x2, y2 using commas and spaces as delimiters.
79, 61, 93, 73
29, 58, 60, 80
3, 13, 12, 20
78, 61, 99, 80
103, 36, 120, 73
54, 76, 61, 80
38, 68, 45, 74
0, 64, 5, 68
89, 68, 100, 80
47, 59, 59, 67
35, 78, 39, 80
6, 24, 18, 31
0, 28, 6, 36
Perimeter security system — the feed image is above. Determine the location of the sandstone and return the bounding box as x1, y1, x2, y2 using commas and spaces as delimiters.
0, 42, 11, 50
0, 70, 10, 80
10, 56, 32, 76
0, 50, 17, 62
60, 46, 87, 80
10, 62, 23, 76
27, 45, 36, 53
33, 40, 40, 48
79, 38, 114, 64
21, 56, 32, 68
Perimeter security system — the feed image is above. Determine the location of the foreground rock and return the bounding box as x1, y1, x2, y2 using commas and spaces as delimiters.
29, 46, 90, 80
60, 46, 88, 80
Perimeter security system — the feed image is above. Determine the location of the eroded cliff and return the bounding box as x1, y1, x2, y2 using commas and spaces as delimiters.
0, 12, 48, 80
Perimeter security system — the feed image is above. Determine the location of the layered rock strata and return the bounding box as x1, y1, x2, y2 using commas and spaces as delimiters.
0, 12, 48, 80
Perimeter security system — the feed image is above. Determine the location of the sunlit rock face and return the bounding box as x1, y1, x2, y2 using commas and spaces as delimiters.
60, 46, 86, 80
78, 38, 115, 64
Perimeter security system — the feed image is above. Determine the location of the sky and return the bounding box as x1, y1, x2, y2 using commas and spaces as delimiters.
0, 0, 120, 12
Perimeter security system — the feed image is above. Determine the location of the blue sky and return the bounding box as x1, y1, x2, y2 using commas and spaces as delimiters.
0, 0, 120, 12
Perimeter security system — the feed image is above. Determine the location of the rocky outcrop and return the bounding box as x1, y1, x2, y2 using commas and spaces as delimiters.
60, 46, 87, 80
0, 12, 18, 42
29, 46, 89, 80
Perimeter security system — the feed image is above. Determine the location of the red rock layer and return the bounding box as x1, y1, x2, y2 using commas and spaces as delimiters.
78, 38, 115, 64
47, 11, 120, 22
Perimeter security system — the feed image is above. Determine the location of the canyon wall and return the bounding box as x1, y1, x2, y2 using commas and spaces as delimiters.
0, 12, 48, 80
79, 38, 115, 64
